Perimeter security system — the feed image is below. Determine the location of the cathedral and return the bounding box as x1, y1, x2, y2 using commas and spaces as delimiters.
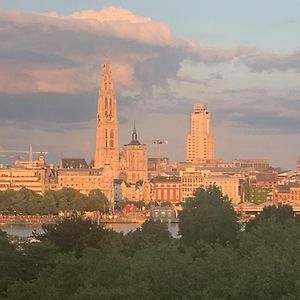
94, 58, 148, 183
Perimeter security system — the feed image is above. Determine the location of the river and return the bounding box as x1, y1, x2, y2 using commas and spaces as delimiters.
0, 222, 179, 238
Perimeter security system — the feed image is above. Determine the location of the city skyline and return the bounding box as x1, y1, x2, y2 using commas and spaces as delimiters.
1, 2, 300, 168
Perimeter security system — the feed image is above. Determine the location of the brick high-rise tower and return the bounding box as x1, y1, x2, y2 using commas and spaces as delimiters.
94, 58, 119, 177
186, 104, 214, 163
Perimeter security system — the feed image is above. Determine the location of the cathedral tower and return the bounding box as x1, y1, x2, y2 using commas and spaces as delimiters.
119, 124, 148, 183
94, 58, 119, 177
186, 103, 214, 163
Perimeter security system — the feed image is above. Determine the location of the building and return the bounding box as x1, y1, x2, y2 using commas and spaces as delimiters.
150, 206, 178, 223
15, 153, 46, 169
152, 176, 182, 203
119, 180, 151, 202
186, 104, 214, 163
0, 167, 45, 194
56, 164, 114, 201
233, 159, 270, 173
94, 58, 119, 177
289, 186, 300, 203
245, 171, 278, 204
272, 185, 290, 202
247, 186, 272, 204
119, 125, 148, 183
181, 168, 240, 204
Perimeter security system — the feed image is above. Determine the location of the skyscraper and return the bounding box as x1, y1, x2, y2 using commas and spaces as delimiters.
94, 58, 119, 177
186, 103, 214, 163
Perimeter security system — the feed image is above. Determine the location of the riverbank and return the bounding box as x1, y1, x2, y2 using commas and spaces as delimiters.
0, 215, 58, 225
0, 214, 148, 225
0, 222, 180, 238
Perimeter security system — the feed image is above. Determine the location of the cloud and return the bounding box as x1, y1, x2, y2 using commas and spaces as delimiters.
243, 49, 300, 72
222, 88, 266, 95
0, 92, 97, 124
0, 7, 251, 95
176, 75, 207, 86
213, 96, 300, 134
1, 6, 299, 97
1, 6, 300, 167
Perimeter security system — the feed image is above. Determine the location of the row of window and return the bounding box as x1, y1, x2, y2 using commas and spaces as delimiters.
155, 184, 179, 188
156, 189, 180, 200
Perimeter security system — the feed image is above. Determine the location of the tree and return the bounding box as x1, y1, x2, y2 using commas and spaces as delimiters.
87, 189, 109, 212
245, 204, 295, 231
123, 220, 171, 256
34, 217, 108, 256
0, 230, 20, 296
179, 185, 239, 246
55, 188, 88, 212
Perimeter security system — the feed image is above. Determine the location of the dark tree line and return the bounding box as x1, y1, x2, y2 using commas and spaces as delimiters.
0, 188, 109, 215
1, 186, 300, 299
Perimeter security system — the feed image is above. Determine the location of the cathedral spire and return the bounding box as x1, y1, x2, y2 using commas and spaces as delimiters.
94, 57, 119, 177
129, 121, 140, 145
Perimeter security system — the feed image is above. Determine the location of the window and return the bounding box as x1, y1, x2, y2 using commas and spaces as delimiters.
110, 130, 114, 148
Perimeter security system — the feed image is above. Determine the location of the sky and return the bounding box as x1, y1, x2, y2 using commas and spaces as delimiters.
0, 0, 300, 168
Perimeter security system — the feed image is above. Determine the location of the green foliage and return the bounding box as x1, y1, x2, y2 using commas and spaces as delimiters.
123, 219, 171, 256
0, 188, 109, 215
2, 189, 300, 300
87, 189, 109, 212
34, 217, 109, 256
245, 204, 295, 231
0, 188, 43, 214
179, 185, 239, 246
0, 230, 20, 297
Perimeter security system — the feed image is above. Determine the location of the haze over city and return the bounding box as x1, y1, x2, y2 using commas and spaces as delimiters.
1, 1, 300, 168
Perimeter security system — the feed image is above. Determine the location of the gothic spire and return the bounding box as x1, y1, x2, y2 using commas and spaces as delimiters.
129, 121, 140, 145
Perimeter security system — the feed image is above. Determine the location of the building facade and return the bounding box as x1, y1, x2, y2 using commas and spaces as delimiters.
0, 167, 45, 194
120, 180, 152, 202
289, 186, 300, 203
181, 168, 240, 204
94, 58, 119, 177
186, 104, 214, 163
152, 177, 182, 203
233, 159, 270, 173
56, 165, 114, 202
119, 125, 148, 183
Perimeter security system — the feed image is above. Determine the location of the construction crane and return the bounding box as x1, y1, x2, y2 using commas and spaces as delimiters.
0, 146, 49, 162
153, 140, 168, 176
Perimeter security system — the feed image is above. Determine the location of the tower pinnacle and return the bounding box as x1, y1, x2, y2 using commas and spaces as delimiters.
130, 122, 140, 145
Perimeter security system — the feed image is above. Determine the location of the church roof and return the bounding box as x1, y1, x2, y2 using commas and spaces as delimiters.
129, 139, 141, 145
127, 123, 141, 145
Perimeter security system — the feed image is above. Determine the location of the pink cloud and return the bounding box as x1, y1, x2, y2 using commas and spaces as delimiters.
0, 6, 299, 96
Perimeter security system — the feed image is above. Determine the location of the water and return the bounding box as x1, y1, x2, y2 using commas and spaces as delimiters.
0, 222, 179, 238
0, 224, 43, 238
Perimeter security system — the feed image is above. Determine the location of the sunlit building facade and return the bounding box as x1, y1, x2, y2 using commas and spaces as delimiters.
94, 58, 119, 178
0, 168, 45, 195
181, 168, 240, 204
119, 125, 148, 183
186, 104, 214, 163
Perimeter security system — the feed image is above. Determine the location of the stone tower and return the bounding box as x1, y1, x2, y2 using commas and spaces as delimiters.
94, 58, 119, 177
119, 124, 148, 183
186, 103, 214, 163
